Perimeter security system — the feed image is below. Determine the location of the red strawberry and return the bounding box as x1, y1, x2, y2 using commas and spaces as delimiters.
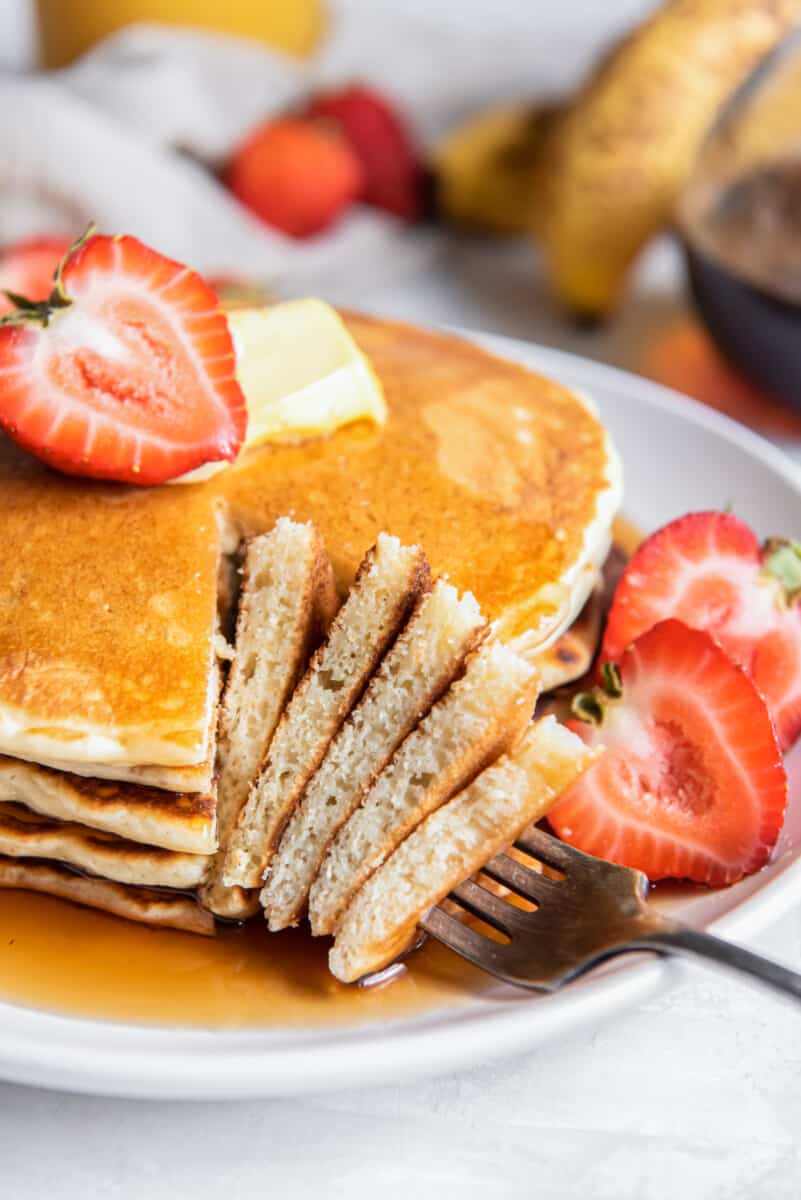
600, 511, 801, 750
550, 620, 787, 885
307, 85, 422, 220
0, 237, 73, 315
0, 229, 247, 485
226, 117, 363, 238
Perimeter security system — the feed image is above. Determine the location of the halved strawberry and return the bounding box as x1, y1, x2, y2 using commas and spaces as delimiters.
550, 620, 787, 885
0, 236, 73, 316
0, 229, 247, 485
601, 511, 801, 750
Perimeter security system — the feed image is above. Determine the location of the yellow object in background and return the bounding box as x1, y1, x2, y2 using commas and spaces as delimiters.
532, 0, 801, 318
35, 0, 326, 66
435, 104, 559, 236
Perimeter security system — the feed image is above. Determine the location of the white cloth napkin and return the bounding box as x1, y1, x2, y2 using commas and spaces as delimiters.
0, 7, 539, 294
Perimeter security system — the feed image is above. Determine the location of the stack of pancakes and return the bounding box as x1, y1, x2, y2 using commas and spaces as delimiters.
0, 317, 621, 960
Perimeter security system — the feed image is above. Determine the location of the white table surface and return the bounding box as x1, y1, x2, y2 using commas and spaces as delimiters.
3, 3, 801, 1196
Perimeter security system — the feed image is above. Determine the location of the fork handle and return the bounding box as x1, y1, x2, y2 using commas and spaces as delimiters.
625, 916, 801, 1003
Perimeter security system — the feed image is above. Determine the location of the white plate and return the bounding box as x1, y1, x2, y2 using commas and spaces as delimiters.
1, 329, 800, 1100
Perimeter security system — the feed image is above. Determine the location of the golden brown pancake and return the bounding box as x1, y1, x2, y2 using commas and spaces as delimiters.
0, 756, 215, 853
0, 857, 214, 936
0, 801, 207, 888
223, 316, 621, 655
0, 316, 619, 814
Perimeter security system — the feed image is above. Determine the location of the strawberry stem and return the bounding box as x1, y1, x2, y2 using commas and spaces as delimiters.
762, 538, 801, 606
0, 221, 96, 329
571, 660, 623, 726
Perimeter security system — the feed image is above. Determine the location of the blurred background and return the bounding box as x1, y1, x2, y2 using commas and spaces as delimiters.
4, 0, 801, 459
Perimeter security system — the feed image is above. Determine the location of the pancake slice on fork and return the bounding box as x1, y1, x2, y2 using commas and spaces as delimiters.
329, 717, 598, 983
309, 638, 540, 936
261, 580, 488, 931
200, 518, 338, 919
223, 534, 430, 891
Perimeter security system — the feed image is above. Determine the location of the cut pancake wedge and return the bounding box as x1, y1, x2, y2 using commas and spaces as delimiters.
310, 639, 539, 936
329, 717, 598, 983
200, 519, 337, 918
0, 757, 216, 854
0, 802, 207, 889
0, 858, 215, 936
223, 534, 430, 890
262, 581, 488, 930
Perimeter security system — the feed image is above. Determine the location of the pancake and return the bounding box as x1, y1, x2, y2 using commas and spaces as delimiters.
0, 756, 215, 854
0, 801, 207, 888
329, 717, 598, 983
200, 518, 338, 920
0, 316, 619, 806
309, 638, 539, 937
223, 535, 430, 890
261, 580, 487, 931
0, 857, 214, 936
223, 317, 621, 658
533, 587, 603, 693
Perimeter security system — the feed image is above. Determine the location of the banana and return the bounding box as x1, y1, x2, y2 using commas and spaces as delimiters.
532, 0, 801, 317
435, 103, 559, 234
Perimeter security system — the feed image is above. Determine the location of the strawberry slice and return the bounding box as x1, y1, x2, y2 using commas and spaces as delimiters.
550, 619, 787, 885
0, 229, 247, 485
601, 511, 801, 750
0, 236, 73, 316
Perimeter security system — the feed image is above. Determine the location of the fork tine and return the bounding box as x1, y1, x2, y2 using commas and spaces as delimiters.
420, 905, 510, 969
449, 879, 529, 936
513, 826, 579, 872
482, 851, 565, 903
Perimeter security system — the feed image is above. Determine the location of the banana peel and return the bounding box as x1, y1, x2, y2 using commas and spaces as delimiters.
435, 103, 559, 234
532, 0, 801, 318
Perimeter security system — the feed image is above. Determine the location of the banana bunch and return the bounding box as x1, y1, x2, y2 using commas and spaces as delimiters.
435, 0, 801, 317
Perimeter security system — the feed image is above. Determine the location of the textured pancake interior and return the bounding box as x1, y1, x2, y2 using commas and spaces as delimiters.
200, 518, 338, 919
223, 534, 430, 891
329, 718, 598, 983
261, 580, 487, 931
309, 638, 539, 937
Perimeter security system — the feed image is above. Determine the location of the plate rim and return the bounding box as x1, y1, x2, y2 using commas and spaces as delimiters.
1, 326, 800, 1100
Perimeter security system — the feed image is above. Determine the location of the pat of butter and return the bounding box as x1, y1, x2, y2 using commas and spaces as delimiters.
173, 299, 386, 485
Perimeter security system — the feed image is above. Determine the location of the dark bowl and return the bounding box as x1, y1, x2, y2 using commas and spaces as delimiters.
683, 240, 801, 410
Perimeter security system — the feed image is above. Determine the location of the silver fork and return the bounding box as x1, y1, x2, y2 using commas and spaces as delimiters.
419, 826, 801, 1002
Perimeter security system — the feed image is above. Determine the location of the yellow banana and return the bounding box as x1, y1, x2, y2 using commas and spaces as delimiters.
533, 0, 801, 317
435, 103, 559, 234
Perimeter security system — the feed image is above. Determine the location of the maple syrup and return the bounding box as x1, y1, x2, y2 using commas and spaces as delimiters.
0, 888, 490, 1027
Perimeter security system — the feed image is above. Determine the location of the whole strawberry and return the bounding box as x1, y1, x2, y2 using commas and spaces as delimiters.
227, 117, 363, 238
307, 85, 422, 221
